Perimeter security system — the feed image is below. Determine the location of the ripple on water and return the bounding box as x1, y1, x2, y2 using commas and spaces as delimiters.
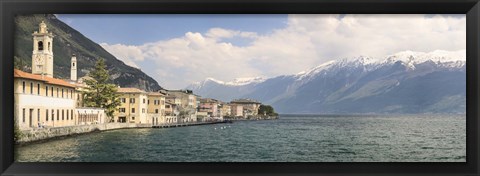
15, 114, 466, 162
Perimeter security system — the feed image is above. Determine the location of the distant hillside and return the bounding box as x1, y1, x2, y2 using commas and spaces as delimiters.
14, 14, 162, 91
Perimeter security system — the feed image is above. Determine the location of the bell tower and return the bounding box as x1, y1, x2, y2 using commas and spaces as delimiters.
32, 21, 54, 77
71, 54, 77, 81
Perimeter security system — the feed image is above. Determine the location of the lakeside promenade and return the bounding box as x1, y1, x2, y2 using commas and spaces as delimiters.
17, 120, 232, 145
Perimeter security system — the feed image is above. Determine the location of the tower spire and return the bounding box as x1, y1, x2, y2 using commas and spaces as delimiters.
71, 54, 77, 82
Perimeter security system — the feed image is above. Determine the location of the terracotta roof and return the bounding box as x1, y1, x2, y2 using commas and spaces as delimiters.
117, 87, 145, 93
14, 69, 75, 88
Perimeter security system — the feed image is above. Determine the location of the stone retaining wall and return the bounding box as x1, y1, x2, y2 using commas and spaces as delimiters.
17, 123, 152, 144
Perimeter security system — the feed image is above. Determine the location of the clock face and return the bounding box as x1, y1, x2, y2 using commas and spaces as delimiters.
34, 55, 43, 65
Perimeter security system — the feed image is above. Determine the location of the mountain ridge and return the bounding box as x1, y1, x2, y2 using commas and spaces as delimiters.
14, 14, 162, 91
186, 50, 466, 114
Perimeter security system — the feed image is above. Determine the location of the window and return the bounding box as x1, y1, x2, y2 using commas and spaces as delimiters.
142, 108, 145, 113
30, 82, 33, 94
52, 110, 54, 121
38, 41, 43, 50
132, 116, 135, 120
57, 88, 59, 97
143, 99, 146, 104
119, 108, 125, 113
37, 84, 40, 95
130, 98, 135, 104
51, 87, 53, 97
57, 109, 59, 120
37, 109, 40, 122
62, 89, 64, 98
46, 86, 48, 96
62, 110, 64, 120
132, 108, 135, 113
48, 42, 50, 51
73, 63, 75, 67
121, 98, 126, 103
71, 110, 73, 121
46, 109, 49, 121
22, 108, 25, 123
67, 109, 69, 120
22, 81, 25, 93
155, 109, 159, 114
148, 100, 150, 104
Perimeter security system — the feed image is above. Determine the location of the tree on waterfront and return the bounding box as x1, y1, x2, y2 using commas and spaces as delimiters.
83, 58, 121, 121
258, 105, 278, 116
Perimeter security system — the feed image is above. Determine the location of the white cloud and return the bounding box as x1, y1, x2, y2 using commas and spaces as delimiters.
205, 28, 259, 40
100, 14, 466, 89
100, 43, 145, 68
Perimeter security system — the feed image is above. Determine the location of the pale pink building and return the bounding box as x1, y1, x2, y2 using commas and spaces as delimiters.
198, 98, 219, 117
230, 104, 244, 117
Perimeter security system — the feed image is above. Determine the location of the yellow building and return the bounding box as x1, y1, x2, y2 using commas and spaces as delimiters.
114, 87, 149, 124
220, 103, 232, 117
14, 21, 106, 130
147, 92, 166, 125
14, 69, 77, 130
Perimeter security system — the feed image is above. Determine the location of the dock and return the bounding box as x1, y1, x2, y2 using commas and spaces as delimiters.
152, 120, 232, 128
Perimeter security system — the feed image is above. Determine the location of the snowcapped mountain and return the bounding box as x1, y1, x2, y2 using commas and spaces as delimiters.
187, 50, 466, 114
190, 77, 266, 89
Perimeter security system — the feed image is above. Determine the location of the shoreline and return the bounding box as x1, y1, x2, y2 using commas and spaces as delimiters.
16, 119, 256, 146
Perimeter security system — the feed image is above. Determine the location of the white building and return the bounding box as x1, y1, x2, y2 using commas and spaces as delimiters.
14, 21, 107, 130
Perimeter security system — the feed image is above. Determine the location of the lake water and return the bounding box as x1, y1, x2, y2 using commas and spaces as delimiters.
15, 114, 466, 162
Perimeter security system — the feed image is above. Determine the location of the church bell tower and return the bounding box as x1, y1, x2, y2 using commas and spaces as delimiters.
32, 21, 54, 77
71, 54, 77, 82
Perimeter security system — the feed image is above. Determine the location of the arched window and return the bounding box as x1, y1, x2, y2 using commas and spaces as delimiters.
38, 41, 43, 51
48, 42, 51, 51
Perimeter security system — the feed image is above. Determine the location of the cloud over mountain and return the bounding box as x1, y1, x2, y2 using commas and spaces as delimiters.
100, 14, 465, 89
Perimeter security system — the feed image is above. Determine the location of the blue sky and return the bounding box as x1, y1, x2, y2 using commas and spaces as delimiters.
57, 14, 288, 46
56, 14, 466, 89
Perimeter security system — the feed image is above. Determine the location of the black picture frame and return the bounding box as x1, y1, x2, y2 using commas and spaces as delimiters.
1, 0, 479, 175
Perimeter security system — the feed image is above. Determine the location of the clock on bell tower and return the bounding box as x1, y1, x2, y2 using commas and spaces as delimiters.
32, 21, 54, 77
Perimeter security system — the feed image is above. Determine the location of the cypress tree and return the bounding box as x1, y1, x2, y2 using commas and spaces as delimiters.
83, 58, 121, 122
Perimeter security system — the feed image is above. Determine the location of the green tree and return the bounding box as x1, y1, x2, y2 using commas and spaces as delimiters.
258, 104, 278, 116
83, 58, 121, 122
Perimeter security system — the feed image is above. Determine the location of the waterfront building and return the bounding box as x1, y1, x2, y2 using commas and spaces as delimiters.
14, 69, 77, 130
229, 104, 244, 118
14, 21, 107, 131
147, 92, 166, 125
230, 99, 262, 117
196, 111, 208, 122
164, 102, 178, 123
114, 87, 149, 124
166, 89, 197, 122
76, 108, 106, 125
220, 103, 232, 117
198, 98, 220, 118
